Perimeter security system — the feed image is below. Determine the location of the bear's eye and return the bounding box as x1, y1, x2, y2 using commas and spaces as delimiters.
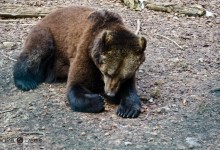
98, 59, 106, 65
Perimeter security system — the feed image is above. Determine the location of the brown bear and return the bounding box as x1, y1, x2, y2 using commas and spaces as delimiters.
13, 6, 147, 118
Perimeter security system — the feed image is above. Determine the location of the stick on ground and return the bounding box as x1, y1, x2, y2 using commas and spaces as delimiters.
0, 108, 16, 114
135, 19, 141, 35
156, 34, 183, 50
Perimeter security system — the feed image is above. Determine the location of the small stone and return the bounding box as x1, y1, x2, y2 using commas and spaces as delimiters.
28, 102, 34, 106
69, 127, 73, 131
169, 57, 180, 63
198, 58, 204, 62
149, 98, 154, 103
3, 42, 15, 49
6, 127, 11, 132
138, 69, 144, 73
156, 106, 170, 113
28, 107, 33, 110
173, 16, 178, 20
150, 132, 158, 136
124, 141, 132, 146
16, 128, 21, 131
182, 99, 187, 106
171, 104, 177, 107
41, 126, 46, 130
148, 138, 154, 142
174, 108, 179, 112
186, 137, 202, 148
205, 10, 216, 17
177, 145, 186, 150
105, 132, 110, 136
81, 132, 86, 136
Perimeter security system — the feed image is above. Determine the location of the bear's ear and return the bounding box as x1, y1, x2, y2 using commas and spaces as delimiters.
88, 10, 122, 23
139, 36, 147, 52
88, 10, 104, 22
102, 31, 113, 46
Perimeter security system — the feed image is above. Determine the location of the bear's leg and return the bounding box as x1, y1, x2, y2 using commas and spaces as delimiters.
116, 76, 141, 118
67, 85, 105, 113
13, 26, 55, 91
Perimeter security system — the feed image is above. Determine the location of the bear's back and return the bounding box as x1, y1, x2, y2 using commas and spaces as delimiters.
36, 6, 95, 55
34, 6, 124, 58
40, 6, 94, 29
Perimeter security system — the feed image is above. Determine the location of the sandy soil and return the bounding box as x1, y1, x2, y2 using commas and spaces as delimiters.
0, 0, 219, 149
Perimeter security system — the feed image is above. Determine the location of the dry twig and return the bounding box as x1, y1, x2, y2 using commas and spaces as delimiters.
155, 34, 183, 50
135, 19, 141, 35
122, 0, 206, 16
0, 19, 20, 23
0, 108, 16, 114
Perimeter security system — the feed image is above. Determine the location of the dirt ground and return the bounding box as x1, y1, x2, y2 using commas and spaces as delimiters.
0, 0, 219, 149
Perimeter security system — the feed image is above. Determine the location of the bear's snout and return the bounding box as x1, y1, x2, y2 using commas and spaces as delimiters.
103, 75, 120, 97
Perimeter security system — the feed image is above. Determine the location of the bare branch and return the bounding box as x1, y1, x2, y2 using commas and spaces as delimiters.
0, 108, 16, 114
155, 34, 183, 50
135, 19, 141, 35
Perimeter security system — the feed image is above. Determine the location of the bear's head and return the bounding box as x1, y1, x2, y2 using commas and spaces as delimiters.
91, 29, 147, 97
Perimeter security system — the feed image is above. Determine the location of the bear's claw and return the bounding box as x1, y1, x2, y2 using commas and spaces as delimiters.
116, 104, 140, 118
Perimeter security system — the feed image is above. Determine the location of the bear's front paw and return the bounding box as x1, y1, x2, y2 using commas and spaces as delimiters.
14, 78, 38, 91
116, 103, 141, 118
84, 94, 105, 113
68, 92, 105, 113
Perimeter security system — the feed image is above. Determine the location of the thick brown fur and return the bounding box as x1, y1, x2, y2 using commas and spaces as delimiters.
13, 6, 147, 118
